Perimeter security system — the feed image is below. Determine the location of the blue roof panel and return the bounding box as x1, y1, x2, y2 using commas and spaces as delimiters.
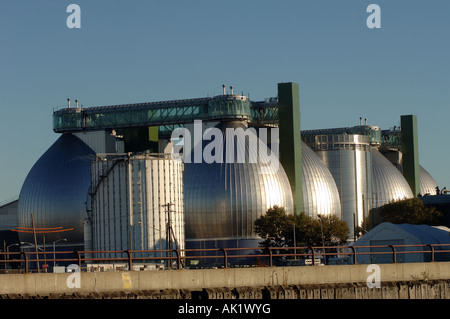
396, 224, 450, 245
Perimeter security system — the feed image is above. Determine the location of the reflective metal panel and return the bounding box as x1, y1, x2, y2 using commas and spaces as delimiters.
301, 142, 341, 218
17, 134, 95, 246
305, 134, 372, 237
184, 121, 294, 241
420, 165, 439, 196
88, 154, 184, 260
371, 149, 414, 208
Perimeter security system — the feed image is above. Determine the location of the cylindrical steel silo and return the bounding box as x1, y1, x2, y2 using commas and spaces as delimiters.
303, 134, 372, 238
87, 154, 184, 265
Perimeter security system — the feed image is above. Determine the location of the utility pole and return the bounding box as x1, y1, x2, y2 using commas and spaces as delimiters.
11, 218, 74, 272
162, 202, 178, 269
164, 202, 173, 268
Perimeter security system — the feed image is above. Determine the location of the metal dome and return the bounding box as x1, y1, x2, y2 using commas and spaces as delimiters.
420, 165, 439, 196
371, 149, 414, 208
17, 133, 95, 246
184, 121, 294, 245
301, 142, 341, 218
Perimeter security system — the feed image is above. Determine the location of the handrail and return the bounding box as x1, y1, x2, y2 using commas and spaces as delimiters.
1, 243, 449, 273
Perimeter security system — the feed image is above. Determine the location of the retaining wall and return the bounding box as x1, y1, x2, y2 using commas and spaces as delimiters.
0, 262, 449, 299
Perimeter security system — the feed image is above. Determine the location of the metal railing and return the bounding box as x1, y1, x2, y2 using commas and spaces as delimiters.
1, 243, 450, 273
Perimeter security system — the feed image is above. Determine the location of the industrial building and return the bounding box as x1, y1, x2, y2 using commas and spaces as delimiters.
0, 82, 445, 267
353, 222, 450, 264
87, 153, 184, 261
183, 119, 294, 255
17, 133, 95, 248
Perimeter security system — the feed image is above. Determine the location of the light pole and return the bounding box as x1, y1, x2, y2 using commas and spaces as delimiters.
7, 243, 19, 252
317, 214, 325, 247
293, 222, 297, 260
20, 241, 44, 252
4, 243, 19, 271
20, 241, 44, 271
52, 239, 67, 267
317, 214, 325, 265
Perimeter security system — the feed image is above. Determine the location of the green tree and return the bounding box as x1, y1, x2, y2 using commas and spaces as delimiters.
254, 206, 292, 248
254, 206, 349, 249
367, 197, 443, 229
295, 214, 349, 247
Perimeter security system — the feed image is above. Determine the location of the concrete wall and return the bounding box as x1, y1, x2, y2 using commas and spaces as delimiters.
0, 262, 449, 298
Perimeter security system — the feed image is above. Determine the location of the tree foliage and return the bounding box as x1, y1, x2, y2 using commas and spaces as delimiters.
254, 206, 349, 249
368, 197, 443, 229
254, 205, 291, 248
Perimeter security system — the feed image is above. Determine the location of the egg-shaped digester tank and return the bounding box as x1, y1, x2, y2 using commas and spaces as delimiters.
419, 165, 439, 196
371, 149, 414, 208
301, 142, 341, 218
183, 120, 294, 256
17, 133, 95, 247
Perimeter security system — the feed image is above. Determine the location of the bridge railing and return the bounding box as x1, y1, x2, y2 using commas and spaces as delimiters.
1, 243, 450, 273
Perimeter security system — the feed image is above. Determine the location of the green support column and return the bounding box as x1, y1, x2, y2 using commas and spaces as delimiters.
278, 82, 303, 215
401, 115, 420, 196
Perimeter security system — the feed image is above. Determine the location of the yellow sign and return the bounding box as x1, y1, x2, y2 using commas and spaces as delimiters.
122, 273, 132, 289
149, 126, 158, 142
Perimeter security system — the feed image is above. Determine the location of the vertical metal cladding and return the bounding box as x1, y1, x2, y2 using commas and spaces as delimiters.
278, 82, 303, 215
88, 154, 184, 260
183, 121, 294, 245
419, 165, 439, 196
301, 142, 341, 218
17, 133, 95, 246
401, 115, 420, 196
303, 134, 372, 237
371, 149, 414, 208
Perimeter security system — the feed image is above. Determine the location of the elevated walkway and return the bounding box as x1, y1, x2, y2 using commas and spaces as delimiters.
53, 95, 279, 133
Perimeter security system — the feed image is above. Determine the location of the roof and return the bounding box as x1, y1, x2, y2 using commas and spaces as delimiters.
354, 222, 450, 246
395, 224, 450, 245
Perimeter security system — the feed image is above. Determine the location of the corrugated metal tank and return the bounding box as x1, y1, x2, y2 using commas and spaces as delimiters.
183, 120, 294, 251
17, 133, 95, 247
303, 134, 372, 237
371, 149, 414, 208
301, 142, 341, 218
87, 154, 184, 260
420, 165, 439, 196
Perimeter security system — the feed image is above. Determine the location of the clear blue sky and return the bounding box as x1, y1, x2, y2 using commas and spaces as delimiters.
1, 0, 449, 201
